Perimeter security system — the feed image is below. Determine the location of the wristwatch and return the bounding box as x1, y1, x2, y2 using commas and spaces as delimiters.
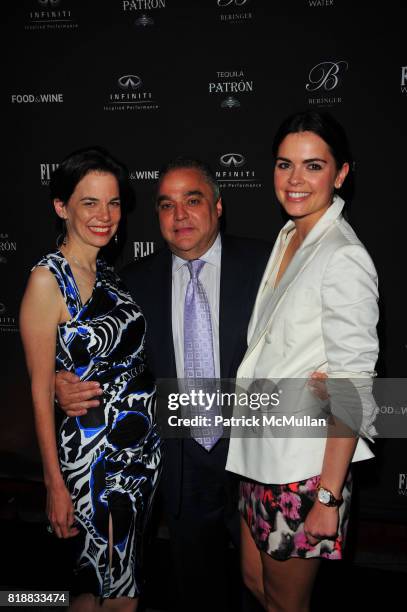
317, 484, 343, 507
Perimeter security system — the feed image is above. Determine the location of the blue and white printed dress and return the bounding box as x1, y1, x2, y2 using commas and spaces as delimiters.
34, 251, 161, 599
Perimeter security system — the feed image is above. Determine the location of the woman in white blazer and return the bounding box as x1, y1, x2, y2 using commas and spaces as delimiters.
226, 111, 379, 611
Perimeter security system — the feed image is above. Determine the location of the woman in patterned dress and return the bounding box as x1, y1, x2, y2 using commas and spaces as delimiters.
20, 147, 161, 612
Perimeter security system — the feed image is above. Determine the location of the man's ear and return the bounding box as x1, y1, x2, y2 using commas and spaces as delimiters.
215, 198, 223, 218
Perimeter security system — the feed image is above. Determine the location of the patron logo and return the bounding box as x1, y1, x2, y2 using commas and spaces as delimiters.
0, 303, 19, 333
105, 74, 158, 112
306, 60, 348, 107
401, 67, 407, 94
134, 14, 154, 26
130, 169, 159, 180
122, 0, 165, 9
11, 94, 63, 104
221, 96, 240, 108
217, 0, 252, 22
209, 70, 254, 109
25, 0, 78, 31
40, 163, 59, 186
216, 152, 262, 189
398, 473, 407, 496
134, 242, 155, 259
0, 234, 17, 264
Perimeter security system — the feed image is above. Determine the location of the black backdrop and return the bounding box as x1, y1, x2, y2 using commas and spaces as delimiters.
2, 0, 406, 521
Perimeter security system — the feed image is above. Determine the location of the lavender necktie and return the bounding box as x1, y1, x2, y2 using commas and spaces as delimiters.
184, 259, 223, 451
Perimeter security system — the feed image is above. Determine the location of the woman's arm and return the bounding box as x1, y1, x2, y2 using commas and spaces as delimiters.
20, 267, 79, 539
305, 244, 379, 544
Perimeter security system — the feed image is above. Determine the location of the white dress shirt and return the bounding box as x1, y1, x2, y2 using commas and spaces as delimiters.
171, 233, 222, 378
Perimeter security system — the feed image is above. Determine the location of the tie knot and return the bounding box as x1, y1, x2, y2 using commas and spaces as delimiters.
187, 259, 205, 279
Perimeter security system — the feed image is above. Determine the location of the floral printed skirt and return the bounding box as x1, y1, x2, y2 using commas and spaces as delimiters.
239, 473, 352, 560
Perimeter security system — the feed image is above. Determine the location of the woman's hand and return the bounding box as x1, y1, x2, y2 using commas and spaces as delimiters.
308, 371, 329, 401
46, 482, 80, 539
303, 501, 339, 546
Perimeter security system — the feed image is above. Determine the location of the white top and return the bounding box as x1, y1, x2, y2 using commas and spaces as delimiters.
171, 233, 222, 378
226, 197, 379, 484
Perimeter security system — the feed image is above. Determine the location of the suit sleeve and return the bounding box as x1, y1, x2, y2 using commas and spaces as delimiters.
321, 244, 379, 440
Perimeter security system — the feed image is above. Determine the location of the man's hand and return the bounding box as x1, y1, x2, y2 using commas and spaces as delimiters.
55, 370, 102, 417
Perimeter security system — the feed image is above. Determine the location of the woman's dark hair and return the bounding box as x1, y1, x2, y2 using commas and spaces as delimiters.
50, 146, 132, 249
272, 110, 351, 170
50, 146, 130, 205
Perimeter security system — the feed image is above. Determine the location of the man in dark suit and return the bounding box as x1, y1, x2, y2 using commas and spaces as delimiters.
56, 158, 271, 611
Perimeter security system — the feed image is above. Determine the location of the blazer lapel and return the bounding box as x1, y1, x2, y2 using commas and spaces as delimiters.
246, 196, 345, 357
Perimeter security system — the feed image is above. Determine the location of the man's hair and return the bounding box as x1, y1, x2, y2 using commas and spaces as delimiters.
156, 156, 220, 204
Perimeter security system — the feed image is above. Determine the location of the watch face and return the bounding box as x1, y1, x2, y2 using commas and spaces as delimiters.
318, 488, 331, 504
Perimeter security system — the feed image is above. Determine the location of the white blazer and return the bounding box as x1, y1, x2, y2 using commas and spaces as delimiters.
226, 197, 379, 484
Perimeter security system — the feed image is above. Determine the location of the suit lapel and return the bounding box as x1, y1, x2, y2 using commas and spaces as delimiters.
148, 249, 176, 378
219, 239, 243, 378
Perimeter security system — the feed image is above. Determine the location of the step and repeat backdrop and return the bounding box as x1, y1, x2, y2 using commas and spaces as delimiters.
2, 0, 406, 520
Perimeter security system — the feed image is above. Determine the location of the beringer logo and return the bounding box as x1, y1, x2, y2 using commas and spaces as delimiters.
217, 0, 248, 6
118, 75, 142, 90
306, 61, 348, 92
220, 153, 245, 168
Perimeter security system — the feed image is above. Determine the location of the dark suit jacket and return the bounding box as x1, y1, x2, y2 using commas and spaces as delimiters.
120, 234, 271, 515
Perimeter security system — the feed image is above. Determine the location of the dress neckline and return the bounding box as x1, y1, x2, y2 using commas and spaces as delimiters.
56, 249, 102, 311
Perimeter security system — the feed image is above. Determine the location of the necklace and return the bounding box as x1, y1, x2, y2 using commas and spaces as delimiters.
60, 247, 96, 276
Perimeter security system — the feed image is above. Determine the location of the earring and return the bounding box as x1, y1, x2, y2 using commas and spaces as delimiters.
56, 220, 67, 247
114, 234, 118, 245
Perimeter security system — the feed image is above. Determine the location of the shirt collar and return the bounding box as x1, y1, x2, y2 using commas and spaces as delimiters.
172, 233, 222, 274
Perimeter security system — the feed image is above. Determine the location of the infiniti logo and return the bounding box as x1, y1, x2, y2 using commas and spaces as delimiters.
118, 75, 142, 90
217, 0, 248, 6
220, 153, 246, 168
306, 61, 348, 92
